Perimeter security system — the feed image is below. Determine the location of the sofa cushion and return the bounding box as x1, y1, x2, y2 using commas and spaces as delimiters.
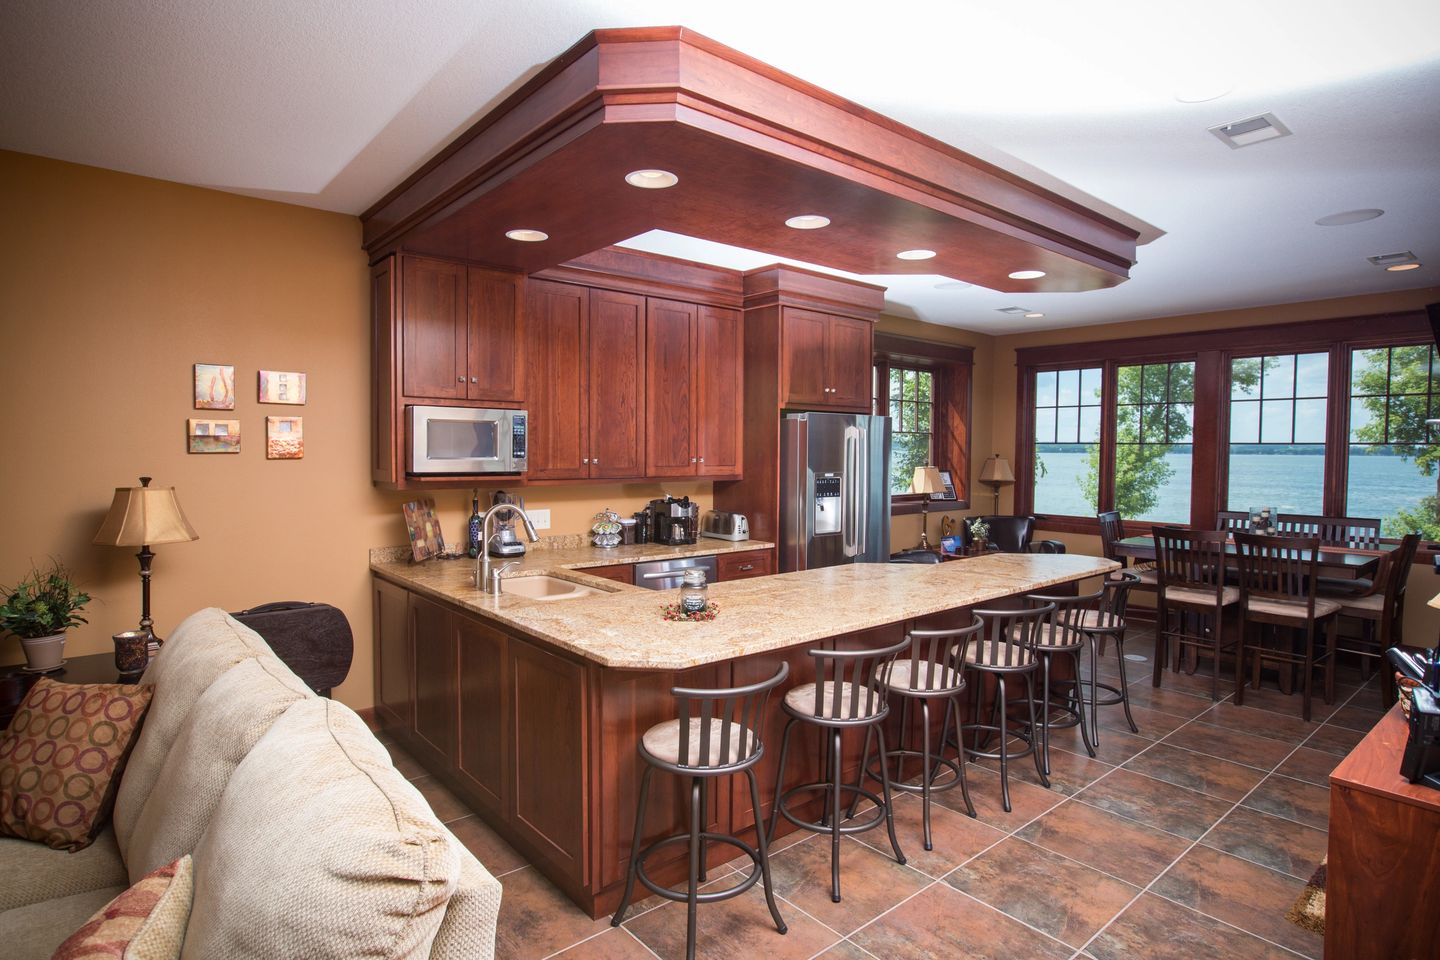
0, 825, 127, 912
113, 608, 283, 858
52, 855, 192, 960
428, 852, 503, 960
125, 656, 311, 882
181, 698, 461, 959
0, 884, 127, 960
0, 679, 153, 851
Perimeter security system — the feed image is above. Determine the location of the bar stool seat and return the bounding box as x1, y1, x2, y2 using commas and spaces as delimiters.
1339, 593, 1384, 616
1166, 584, 1240, 607
1247, 596, 1343, 620
783, 681, 876, 719
641, 719, 751, 766
964, 640, 1036, 666
882, 659, 964, 691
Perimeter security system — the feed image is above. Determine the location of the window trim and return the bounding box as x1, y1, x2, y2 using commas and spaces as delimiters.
874, 333, 973, 515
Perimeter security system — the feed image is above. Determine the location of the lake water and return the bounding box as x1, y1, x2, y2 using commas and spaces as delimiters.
1033, 449, 1435, 531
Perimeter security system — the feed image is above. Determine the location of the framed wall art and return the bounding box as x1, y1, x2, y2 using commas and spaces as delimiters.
266, 416, 303, 459
258, 370, 306, 405
193, 363, 235, 410
187, 418, 241, 454
402, 498, 446, 562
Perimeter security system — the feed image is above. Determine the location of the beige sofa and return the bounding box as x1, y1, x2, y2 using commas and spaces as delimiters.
0, 608, 501, 959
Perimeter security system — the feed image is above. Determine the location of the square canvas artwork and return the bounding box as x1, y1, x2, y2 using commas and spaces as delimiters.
194, 363, 235, 410
258, 370, 306, 405
266, 416, 304, 459
402, 498, 446, 562
188, 418, 241, 454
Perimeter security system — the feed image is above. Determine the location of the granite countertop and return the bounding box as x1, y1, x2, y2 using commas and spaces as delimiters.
371, 547, 1118, 671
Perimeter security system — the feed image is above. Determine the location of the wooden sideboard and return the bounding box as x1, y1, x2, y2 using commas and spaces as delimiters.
1326, 704, 1440, 959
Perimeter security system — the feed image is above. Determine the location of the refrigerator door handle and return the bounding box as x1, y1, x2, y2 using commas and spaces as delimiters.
854, 425, 868, 557
842, 425, 861, 558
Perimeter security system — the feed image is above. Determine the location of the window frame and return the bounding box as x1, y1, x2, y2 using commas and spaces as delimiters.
874, 333, 973, 515
1013, 309, 1432, 546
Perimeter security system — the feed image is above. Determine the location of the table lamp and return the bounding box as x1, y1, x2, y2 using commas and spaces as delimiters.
93, 477, 199, 642
979, 455, 1015, 514
911, 465, 944, 550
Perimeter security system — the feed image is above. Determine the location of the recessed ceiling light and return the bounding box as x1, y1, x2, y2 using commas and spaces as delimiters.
1008, 269, 1046, 280
624, 169, 678, 189
1316, 209, 1384, 227
1209, 112, 1292, 149
1387, 262, 1422, 272
896, 249, 936, 261
504, 228, 548, 242
785, 215, 830, 230
934, 281, 972, 290
1368, 251, 1420, 271
1025, 312, 1045, 319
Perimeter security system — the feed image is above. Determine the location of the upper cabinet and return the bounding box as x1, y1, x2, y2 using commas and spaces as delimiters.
695, 306, 743, 478
401, 256, 523, 404
780, 307, 873, 411
645, 300, 743, 479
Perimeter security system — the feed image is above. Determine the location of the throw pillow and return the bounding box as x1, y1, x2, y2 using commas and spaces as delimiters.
0, 678, 154, 851
51, 854, 193, 960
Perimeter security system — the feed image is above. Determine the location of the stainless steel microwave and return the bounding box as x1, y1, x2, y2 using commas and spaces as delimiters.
407, 405, 527, 475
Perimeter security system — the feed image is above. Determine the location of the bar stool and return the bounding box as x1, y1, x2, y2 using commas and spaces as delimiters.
850, 617, 983, 851
958, 604, 1055, 812
769, 636, 910, 903
1024, 589, 1104, 774
1079, 571, 1142, 743
611, 662, 790, 960
1152, 527, 1240, 700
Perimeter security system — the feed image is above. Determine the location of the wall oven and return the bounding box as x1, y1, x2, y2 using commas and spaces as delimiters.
407, 405, 527, 475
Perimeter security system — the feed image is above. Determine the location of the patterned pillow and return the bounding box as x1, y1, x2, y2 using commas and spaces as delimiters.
0, 678, 154, 851
52, 855, 192, 960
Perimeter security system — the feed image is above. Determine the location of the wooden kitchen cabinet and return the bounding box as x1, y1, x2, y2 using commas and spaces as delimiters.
456, 616, 508, 814
372, 577, 413, 731
646, 299, 743, 478
696, 305, 743, 478
780, 306, 873, 410
525, 279, 589, 479
401, 256, 524, 404
465, 266, 524, 403
587, 289, 645, 478
716, 548, 773, 581
409, 593, 458, 770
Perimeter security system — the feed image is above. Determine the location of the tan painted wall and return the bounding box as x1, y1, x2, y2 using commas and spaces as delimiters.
0, 151, 712, 707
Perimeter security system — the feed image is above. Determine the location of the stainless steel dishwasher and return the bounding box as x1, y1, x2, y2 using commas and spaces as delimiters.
632, 555, 718, 590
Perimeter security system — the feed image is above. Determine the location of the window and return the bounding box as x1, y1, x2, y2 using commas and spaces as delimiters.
1032, 367, 1101, 516
1348, 344, 1440, 536
884, 366, 934, 494
1227, 353, 1328, 515
1114, 361, 1194, 523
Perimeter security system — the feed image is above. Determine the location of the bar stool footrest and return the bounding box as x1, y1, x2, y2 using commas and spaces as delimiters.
961, 722, 1038, 763
632, 833, 765, 905
869, 749, 963, 795
776, 781, 888, 837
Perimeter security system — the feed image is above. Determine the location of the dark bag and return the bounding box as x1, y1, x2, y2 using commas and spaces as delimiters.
230, 601, 353, 697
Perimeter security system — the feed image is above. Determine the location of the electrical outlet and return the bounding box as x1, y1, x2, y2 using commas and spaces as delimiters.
528, 508, 551, 530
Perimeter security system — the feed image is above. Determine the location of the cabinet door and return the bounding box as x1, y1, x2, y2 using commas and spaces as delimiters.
587, 290, 645, 478
525, 280, 589, 479
645, 298, 698, 477
781, 307, 830, 407
696, 305, 743, 478
827, 315, 874, 408
401, 256, 467, 400
457, 616, 508, 814
716, 549, 773, 581
466, 267, 524, 403
372, 257, 399, 484
410, 594, 458, 767
372, 578, 413, 732
509, 640, 585, 873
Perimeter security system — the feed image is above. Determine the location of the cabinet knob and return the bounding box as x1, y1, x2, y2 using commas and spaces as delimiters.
470, 377, 477, 383
582, 458, 590, 464
457, 376, 466, 383
690, 457, 697, 463
592, 459, 599, 465
699, 457, 705, 463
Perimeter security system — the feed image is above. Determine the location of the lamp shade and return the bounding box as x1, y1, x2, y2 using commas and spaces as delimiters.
979, 455, 1015, 485
93, 478, 199, 547
911, 465, 944, 496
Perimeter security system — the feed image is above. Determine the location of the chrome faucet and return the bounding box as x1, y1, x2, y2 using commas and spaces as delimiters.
476, 503, 540, 594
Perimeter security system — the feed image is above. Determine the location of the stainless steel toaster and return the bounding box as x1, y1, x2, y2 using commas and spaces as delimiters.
700, 510, 750, 542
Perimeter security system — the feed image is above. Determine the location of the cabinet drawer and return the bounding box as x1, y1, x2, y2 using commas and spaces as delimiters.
582, 563, 635, 585
716, 550, 773, 581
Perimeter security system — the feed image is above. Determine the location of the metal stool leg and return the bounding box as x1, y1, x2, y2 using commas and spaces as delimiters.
846, 724, 874, 820
1116, 636, 1139, 733
1074, 650, 1097, 759
1039, 655, 1053, 776
874, 725, 906, 866
996, 675, 1011, 813
948, 696, 976, 818
767, 717, 797, 845
919, 697, 934, 851
745, 767, 787, 935
1025, 671, 1050, 789
686, 777, 702, 960
612, 765, 655, 926
829, 729, 843, 902
697, 777, 709, 882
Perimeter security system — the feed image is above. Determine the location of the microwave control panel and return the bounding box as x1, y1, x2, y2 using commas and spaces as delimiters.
511, 414, 527, 461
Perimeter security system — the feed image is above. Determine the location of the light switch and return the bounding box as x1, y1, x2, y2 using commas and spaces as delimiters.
528, 508, 551, 530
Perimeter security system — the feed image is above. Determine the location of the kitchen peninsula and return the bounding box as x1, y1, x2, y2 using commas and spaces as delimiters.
371, 549, 1115, 916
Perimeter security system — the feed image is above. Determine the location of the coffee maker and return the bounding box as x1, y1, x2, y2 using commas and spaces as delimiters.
648, 496, 699, 545
487, 490, 527, 557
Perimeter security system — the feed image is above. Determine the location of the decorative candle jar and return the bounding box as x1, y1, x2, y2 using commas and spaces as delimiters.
1248, 506, 1276, 535
680, 569, 709, 614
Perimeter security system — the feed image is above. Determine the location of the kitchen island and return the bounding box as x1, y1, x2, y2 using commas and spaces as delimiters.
371, 548, 1115, 916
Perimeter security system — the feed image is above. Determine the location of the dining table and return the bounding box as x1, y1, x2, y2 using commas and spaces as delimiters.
1111, 534, 1390, 582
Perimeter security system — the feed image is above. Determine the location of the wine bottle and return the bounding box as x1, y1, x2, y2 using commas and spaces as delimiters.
467, 490, 482, 559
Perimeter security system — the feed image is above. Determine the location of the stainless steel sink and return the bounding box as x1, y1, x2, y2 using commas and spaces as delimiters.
501, 575, 602, 601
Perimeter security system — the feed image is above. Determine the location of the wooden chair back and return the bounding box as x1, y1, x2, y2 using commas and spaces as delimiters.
1151, 526, 1229, 600
1233, 532, 1321, 617
1216, 510, 1252, 533
1097, 511, 1125, 562
1381, 533, 1422, 609
671, 661, 789, 768
1274, 514, 1382, 549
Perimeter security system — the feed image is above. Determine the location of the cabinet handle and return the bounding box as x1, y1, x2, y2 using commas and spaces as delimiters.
738, 564, 754, 571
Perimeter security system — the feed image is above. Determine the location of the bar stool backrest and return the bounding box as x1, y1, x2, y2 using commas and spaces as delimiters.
671, 661, 790, 768
1233, 532, 1321, 616
1217, 510, 1252, 533
896, 616, 984, 692
1097, 511, 1125, 562
1152, 526, 1228, 600
965, 603, 1057, 666
806, 635, 912, 721
1099, 570, 1141, 626
1025, 589, 1102, 645
1274, 514, 1382, 549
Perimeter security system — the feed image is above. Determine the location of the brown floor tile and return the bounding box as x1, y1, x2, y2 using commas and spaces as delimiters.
764, 835, 928, 935
623, 871, 837, 960
850, 883, 1072, 960
410, 774, 473, 824
1095, 702, 1188, 739
1201, 806, 1328, 880
447, 814, 527, 876
946, 837, 1139, 948
812, 941, 873, 960
552, 928, 659, 960
1016, 800, 1190, 886
1274, 746, 1342, 786
974, 745, 1114, 797
495, 866, 611, 960
1121, 742, 1266, 802
1324, 701, 1389, 732
1241, 774, 1330, 830
849, 791, 1007, 879
935, 763, 1065, 830
1199, 701, 1319, 743
1089, 893, 1297, 960
1076, 769, 1232, 840
1162, 722, 1295, 769
383, 741, 428, 780
1303, 722, 1368, 757
1046, 722, 1155, 764
1113, 683, 1215, 719
1146, 660, 1234, 699
1151, 845, 1323, 958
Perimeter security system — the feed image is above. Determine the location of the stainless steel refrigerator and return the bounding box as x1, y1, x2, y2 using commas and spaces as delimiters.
780, 412, 891, 571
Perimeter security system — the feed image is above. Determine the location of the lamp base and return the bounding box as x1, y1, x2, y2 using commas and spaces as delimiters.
917, 501, 932, 551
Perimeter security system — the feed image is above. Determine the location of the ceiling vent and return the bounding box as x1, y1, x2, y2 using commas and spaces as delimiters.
995, 306, 1030, 315
1209, 112, 1292, 149
1367, 251, 1420, 269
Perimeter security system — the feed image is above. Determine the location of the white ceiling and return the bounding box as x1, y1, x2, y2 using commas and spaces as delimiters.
3, 0, 1438, 333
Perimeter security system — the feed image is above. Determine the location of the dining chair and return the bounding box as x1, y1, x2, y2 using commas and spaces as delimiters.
1152, 526, 1240, 700
1097, 511, 1156, 588
1336, 533, 1420, 707
1216, 510, 1252, 534
1232, 532, 1340, 721
1275, 514, 1383, 597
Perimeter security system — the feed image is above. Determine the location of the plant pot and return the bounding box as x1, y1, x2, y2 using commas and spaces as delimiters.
19, 632, 65, 672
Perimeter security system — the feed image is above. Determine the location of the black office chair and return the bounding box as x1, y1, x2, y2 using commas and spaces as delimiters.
890, 549, 942, 565
976, 516, 1066, 555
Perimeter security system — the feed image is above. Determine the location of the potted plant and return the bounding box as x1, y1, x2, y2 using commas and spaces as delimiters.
0, 561, 90, 671
966, 517, 991, 554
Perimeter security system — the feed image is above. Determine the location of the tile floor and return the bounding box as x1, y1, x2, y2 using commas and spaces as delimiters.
378, 627, 1390, 960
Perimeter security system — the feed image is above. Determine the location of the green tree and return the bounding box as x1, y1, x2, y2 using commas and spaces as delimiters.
1351, 345, 1440, 538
